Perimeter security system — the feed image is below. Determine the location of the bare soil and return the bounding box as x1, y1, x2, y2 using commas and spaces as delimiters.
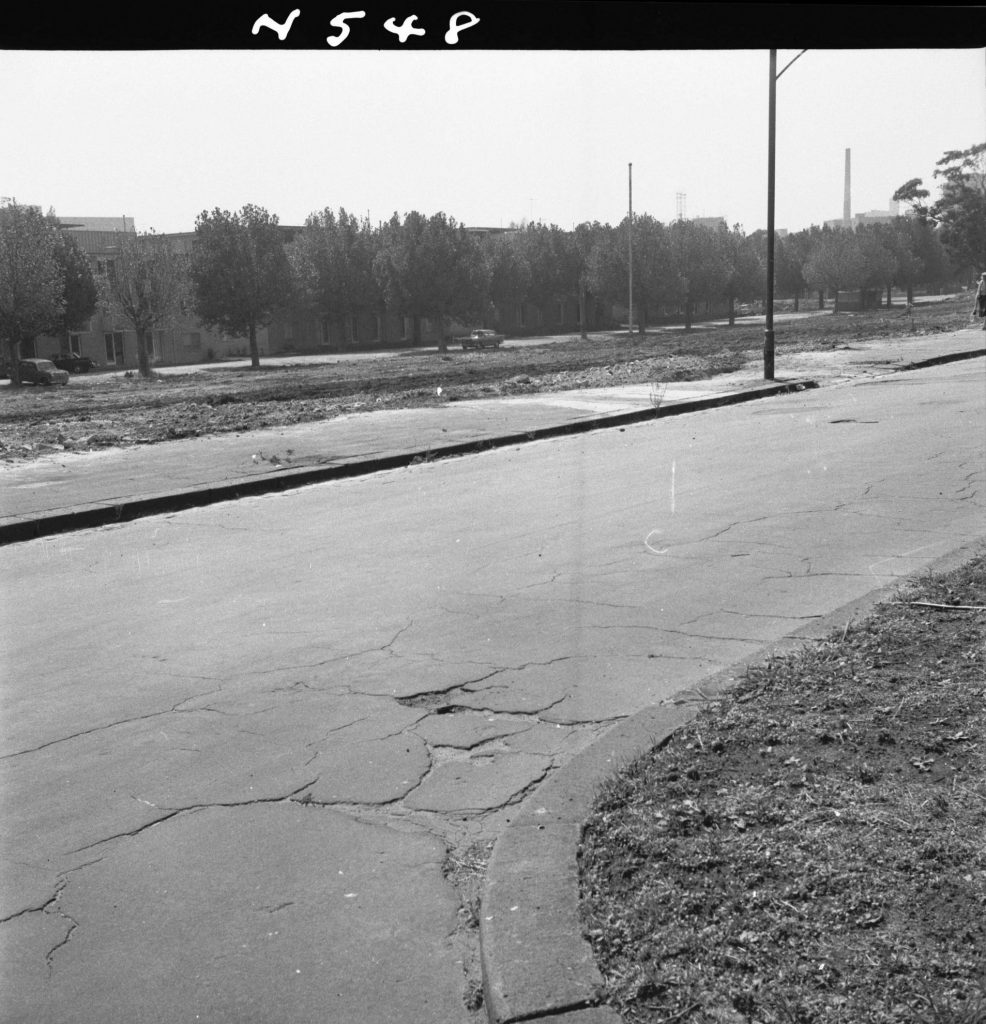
579, 552, 986, 1024
0, 298, 971, 464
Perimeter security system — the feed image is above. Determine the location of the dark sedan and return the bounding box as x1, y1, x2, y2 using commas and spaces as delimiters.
51, 353, 96, 373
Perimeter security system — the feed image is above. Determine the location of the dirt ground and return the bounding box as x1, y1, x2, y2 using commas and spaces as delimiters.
579, 552, 986, 1024
0, 298, 971, 464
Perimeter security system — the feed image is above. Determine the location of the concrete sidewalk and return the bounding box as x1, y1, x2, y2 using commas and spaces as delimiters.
0, 379, 811, 545
1, 329, 982, 546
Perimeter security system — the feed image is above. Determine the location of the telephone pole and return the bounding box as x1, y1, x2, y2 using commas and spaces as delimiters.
765, 48, 807, 381
628, 163, 633, 336
765, 50, 777, 380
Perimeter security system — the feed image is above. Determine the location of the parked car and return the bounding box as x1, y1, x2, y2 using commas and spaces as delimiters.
460, 329, 505, 350
50, 353, 96, 373
18, 358, 70, 386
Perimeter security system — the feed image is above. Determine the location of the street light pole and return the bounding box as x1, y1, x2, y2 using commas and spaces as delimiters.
628, 162, 633, 336
765, 49, 777, 380
765, 48, 807, 381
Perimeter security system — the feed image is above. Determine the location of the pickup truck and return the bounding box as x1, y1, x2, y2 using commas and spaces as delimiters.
458, 329, 505, 350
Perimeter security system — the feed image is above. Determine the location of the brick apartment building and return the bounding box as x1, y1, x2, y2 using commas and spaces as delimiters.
29, 217, 263, 370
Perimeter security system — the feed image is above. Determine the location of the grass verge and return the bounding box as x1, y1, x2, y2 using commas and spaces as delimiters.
579, 552, 986, 1024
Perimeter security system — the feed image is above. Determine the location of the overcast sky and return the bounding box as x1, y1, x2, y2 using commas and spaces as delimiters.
2, 47, 983, 236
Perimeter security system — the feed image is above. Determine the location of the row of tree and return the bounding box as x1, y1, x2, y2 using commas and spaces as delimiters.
0, 205, 100, 383
1, 143, 981, 382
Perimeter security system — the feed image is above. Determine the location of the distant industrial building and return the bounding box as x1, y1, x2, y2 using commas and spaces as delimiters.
823, 147, 912, 229
692, 216, 727, 231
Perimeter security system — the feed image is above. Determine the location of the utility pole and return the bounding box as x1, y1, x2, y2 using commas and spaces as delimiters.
765, 49, 777, 381
765, 48, 807, 382
628, 162, 633, 336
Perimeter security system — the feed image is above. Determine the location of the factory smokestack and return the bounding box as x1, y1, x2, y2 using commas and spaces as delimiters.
843, 148, 852, 228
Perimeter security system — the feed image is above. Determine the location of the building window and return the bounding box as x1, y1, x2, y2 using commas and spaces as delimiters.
348, 316, 359, 345
371, 315, 381, 343
555, 300, 564, 324
517, 304, 526, 327
400, 316, 411, 341
68, 333, 83, 355
104, 331, 124, 364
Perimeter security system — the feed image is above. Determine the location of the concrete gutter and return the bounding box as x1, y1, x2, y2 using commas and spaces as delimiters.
478, 536, 986, 1024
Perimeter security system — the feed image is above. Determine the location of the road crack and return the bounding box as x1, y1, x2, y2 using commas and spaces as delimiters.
66, 780, 319, 854
1, 693, 233, 760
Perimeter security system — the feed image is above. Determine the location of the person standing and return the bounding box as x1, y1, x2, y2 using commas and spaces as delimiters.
974, 272, 986, 329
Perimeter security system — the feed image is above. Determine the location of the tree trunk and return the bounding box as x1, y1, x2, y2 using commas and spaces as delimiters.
412, 316, 422, 347
579, 278, 588, 339
818, 290, 825, 310
684, 294, 693, 331
249, 322, 260, 369
906, 284, 914, 305
4, 337, 22, 386
136, 327, 152, 378
793, 291, 800, 312
727, 295, 736, 327
437, 313, 447, 353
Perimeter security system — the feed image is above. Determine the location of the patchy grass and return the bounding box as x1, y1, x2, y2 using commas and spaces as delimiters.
0, 296, 974, 463
579, 552, 986, 1024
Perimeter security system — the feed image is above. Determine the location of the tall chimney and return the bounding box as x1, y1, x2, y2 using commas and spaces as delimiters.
843, 148, 852, 228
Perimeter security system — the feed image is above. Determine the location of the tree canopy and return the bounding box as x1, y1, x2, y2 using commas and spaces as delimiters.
0, 202, 66, 384
289, 208, 381, 335
49, 223, 98, 338
191, 205, 293, 368
931, 142, 986, 277
804, 228, 868, 311
716, 224, 764, 324
894, 142, 985, 279
98, 231, 189, 378
373, 211, 489, 349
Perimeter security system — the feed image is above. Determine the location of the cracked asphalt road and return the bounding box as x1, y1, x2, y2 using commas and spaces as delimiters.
1, 361, 984, 1023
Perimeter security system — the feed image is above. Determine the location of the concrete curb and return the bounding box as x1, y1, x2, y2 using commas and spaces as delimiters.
900, 346, 986, 370
0, 379, 815, 546
478, 536, 986, 1024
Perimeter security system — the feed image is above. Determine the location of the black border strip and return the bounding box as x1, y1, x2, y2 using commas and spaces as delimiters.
3, 3, 984, 50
